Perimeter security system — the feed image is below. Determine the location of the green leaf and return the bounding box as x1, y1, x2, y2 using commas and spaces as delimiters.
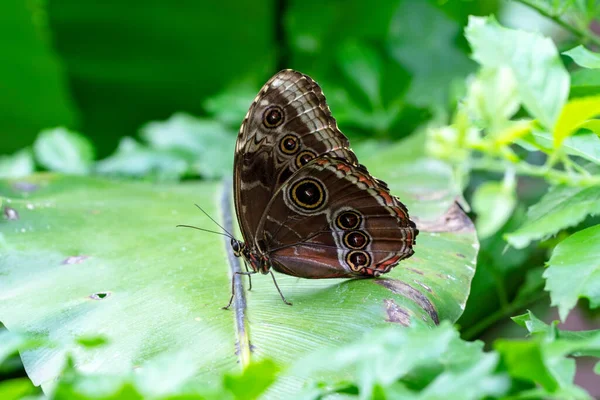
0, 330, 46, 364
512, 310, 550, 335
223, 359, 279, 400
530, 130, 600, 164
75, 335, 109, 349
337, 41, 382, 108
0, 378, 39, 400
505, 185, 600, 249
33, 127, 94, 175
472, 181, 516, 239
564, 45, 600, 69
544, 224, 600, 321
325, 44, 420, 137
0, 136, 478, 394
553, 96, 600, 148
388, 0, 474, 110
53, 352, 221, 400
513, 267, 546, 303
95, 137, 188, 181
495, 339, 558, 391
203, 81, 258, 128
0, 149, 34, 179
465, 67, 520, 131
513, 310, 600, 357
465, 16, 570, 130
140, 113, 235, 180
291, 321, 507, 399
579, 119, 600, 136
570, 69, 600, 98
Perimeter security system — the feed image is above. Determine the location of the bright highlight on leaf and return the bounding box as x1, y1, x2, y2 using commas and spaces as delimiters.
579, 119, 600, 136
0, 149, 34, 179
564, 45, 600, 69
33, 128, 94, 175
553, 95, 600, 148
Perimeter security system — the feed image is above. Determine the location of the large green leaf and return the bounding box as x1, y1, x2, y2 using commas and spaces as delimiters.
0, 143, 477, 395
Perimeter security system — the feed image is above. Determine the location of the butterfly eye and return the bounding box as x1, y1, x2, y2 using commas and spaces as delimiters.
346, 250, 371, 271
295, 151, 316, 168
231, 239, 243, 256
263, 106, 284, 128
289, 178, 327, 211
336, 211, 361, 230
343, 231, 369, 249
280, 135, 300, 154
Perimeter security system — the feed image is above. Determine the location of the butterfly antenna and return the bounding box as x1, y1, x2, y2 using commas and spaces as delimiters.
193, 203, 235, 238
176, 224, 233, 239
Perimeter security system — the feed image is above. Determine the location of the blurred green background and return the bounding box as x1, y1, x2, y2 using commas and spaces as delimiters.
1, 0, 507, 158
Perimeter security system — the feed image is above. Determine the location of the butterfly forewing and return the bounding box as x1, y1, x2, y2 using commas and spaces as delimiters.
233, 70, 358, 245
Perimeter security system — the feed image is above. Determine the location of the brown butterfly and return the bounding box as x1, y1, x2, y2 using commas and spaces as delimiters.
227, 69, 418, 307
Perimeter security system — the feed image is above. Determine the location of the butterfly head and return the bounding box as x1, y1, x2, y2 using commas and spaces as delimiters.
230, 238, 270, 274
230, 238, 245, 257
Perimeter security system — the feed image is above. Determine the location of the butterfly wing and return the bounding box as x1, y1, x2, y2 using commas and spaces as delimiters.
233, 69, 357, 244
255, 156, 418, 278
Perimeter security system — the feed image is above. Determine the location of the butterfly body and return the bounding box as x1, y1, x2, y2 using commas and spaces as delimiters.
230, 69, 418, 304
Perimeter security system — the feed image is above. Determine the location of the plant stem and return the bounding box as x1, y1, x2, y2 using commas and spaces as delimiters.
515, 0, 600, 48
461, 291, 547, 341
470, 158, 600, 186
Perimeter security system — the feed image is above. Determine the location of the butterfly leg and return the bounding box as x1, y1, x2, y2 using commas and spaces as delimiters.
243, 260, 253, 291
270, 271, 292, 306
222, 277, 236, 310
222, 270, 257, 310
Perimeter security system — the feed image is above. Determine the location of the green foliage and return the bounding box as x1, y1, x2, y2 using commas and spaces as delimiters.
465, 16, 569, 131
0, 0, 77, 154
425, 2, 600, 373
33, 128, 95, 175
293, 321, 507, 400
564, 45, 600, 69
46, 1, 276, 157
544, 225, 600, 320
387, 0, 475, 111
472, 179, 516, 239
97, 113, 236, 180
3, 314, 598, 399
505, 185, 600, 249
0, 150, 34, 179
2, 0, 600, 397
0, 133, 478, 393
553, 95, 600, 147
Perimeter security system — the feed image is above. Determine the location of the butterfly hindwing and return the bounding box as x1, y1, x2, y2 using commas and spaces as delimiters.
254, 156, 417, 278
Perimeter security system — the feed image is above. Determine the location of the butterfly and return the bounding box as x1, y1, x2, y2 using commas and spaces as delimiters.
226, 69, 418, 307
